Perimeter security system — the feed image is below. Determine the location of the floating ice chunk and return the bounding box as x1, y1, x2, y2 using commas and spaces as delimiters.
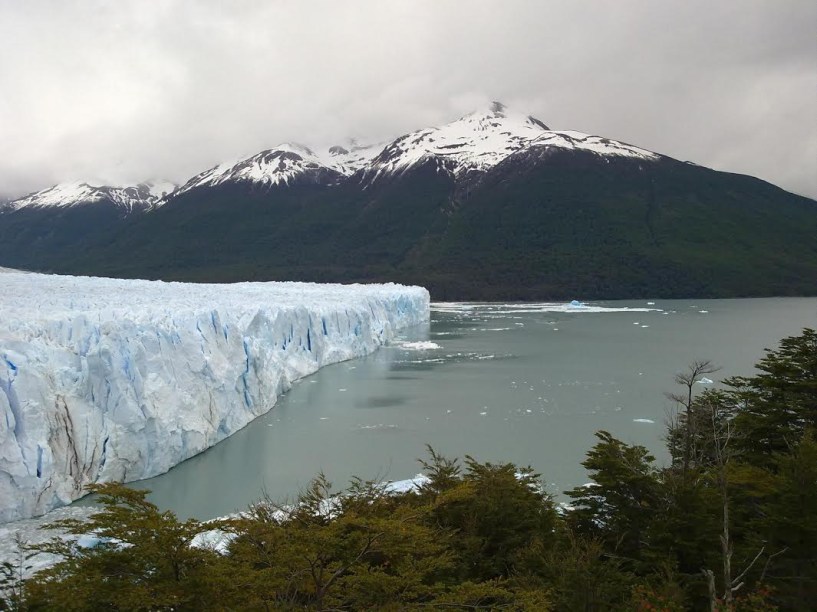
384, 474, 430, 494
633, 418, 655, 424
356, 424, 399, 431
395, 340, 441, 350
696, 377, 714, 384
191, 527, 237, 554
76, 534, 102, 549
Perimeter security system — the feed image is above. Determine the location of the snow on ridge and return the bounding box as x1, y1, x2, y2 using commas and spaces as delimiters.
361, 101, 660, 183
159, 102, 661, 199
169, 141, 385, 201
11, 104, 662, 207
531, 130, 659, 160
363, 103, 551, 181
7, 181, 166, 213
0, 271, 430, 522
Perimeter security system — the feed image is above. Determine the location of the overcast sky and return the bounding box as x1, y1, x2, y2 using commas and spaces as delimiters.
1, 0, 815, 200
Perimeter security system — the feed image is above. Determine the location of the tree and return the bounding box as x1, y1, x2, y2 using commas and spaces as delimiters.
0, 535, 34, 612
758, 431, 817, 610
730, 328, 817, 467
665, 360, 721, 474
417, 449, 558, 582
24, 484, 222, 611
565, 431, 660, 570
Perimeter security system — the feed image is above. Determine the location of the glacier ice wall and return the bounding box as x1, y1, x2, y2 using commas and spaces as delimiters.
0, 270, 429, 522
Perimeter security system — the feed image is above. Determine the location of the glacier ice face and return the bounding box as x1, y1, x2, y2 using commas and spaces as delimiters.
0, 270, 429, 522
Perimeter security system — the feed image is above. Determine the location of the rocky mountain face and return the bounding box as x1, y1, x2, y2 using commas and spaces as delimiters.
1, 103, 815, 299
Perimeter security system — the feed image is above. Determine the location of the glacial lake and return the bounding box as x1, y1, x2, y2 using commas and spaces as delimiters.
131, 298, 816, 520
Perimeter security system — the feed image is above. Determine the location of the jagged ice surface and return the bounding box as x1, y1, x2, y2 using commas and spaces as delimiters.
0, 270, 429, 522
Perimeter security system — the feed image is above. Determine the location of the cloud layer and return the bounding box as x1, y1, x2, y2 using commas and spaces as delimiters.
1, 0, 815, 199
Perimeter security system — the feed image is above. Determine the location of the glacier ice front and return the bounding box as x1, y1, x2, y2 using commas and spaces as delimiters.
0, 270, 429, 522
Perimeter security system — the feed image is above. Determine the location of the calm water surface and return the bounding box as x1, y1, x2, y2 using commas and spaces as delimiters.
133, 298, 816, 520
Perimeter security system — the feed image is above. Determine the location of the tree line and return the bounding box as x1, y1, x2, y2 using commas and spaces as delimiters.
2, 328, 815, 610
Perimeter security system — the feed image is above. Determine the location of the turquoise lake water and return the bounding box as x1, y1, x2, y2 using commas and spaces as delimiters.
133, 298, 817, 520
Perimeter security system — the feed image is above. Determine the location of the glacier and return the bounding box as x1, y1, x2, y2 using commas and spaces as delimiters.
0, 269, 429, 522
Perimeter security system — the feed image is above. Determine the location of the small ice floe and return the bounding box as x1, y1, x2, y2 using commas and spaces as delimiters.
641, 325, 650, 328
191, 528, 239, 554
568, 300, 588, 309
479, 411, 488, 416
76, 534, 102, 549
633, 321, 640, 325
699, 310, 709, 314
338, 388, 347, 392
647, 301, 656, 305
320, 417, 329, 420
356, 424, 399, 431
384, 474, 430, 494
396, 340, 442, 351
633, 418, 655, 424
696, 377, 714, 384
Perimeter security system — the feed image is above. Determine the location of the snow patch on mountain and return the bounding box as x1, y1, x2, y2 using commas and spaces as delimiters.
170, 141, 384, 200
362, 102, 659, 182
533, 130, 658, 160
0, 271, 429, 522
364, 102, 552, 181
7, 181, 172, 213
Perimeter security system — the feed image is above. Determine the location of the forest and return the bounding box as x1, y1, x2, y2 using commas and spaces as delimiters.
2, 328, 815, 611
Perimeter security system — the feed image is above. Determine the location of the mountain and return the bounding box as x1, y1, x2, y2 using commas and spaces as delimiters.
0, 180, 174, 272
1, 103, 815, 299
168, 142, 381, 200
7, 181, 162, 212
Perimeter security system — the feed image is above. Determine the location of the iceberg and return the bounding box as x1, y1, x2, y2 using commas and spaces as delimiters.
0, 270, 429, 522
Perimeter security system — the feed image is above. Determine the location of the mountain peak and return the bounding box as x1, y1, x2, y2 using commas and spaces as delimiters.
7, 181, 157, 212
489, 100, 507, 115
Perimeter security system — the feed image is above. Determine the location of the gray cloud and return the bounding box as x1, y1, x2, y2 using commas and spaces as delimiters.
1, 0, 815, 199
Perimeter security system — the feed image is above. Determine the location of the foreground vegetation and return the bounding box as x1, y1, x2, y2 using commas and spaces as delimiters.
2, 329, 815, 611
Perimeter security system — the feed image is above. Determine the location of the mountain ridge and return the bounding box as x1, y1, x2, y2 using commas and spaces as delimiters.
5, 101, 665, 210
1, 102, 815, 300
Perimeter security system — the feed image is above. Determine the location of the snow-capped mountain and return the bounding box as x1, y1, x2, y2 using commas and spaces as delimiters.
170, 101, 661, 197
9, 102, 659, 208
170, 141, 383, 200
2, 101, 814, 301
7, 180, 176, 213
363, 101, 658, 183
